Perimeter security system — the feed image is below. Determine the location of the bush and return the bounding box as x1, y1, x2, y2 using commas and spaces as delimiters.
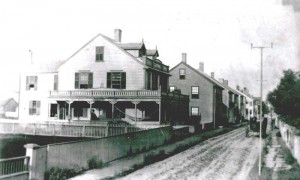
87, 156, 104, 169
44, 167, 84, 180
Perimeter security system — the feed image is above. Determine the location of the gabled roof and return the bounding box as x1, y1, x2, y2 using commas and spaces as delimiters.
0, 98, 17, 107
146, 49, 159, 57
57, 33, 145, 70
170, 62, 224, 89
117, 42, 145, 50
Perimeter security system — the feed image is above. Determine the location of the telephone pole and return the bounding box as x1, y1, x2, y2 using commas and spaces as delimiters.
29, 50, 33, 64
251, 43, 273, 176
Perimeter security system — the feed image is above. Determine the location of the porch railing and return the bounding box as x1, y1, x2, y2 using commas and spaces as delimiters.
0, 122, 144, 138
0, 156, 29, 176
49, 90, 161, 98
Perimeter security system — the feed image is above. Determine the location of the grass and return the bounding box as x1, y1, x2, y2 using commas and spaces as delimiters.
276, 137, 300, 180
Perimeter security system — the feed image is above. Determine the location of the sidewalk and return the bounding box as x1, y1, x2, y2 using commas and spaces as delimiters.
248, 128, 300, 180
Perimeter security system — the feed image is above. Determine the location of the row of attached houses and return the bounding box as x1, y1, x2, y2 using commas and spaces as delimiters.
19, 29, 256, 129
169, 54, 256, 128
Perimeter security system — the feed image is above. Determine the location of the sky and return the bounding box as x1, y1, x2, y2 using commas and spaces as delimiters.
0, 0, 299, 101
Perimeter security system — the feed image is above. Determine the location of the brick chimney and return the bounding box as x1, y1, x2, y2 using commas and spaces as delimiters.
211, 72, 215, 78
114, 29, 122, 42
199, 62, 204, 72
182, 53, 187, 63
237, 85, 240, 91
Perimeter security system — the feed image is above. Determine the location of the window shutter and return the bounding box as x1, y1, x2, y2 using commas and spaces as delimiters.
34, 76, 38, 90
75, 73, 79, 89
36, 101, 41, 115
107, 72, 111, 88
121, 72, 126, 89
29, 101, 33, 115
54, 75, 58, 90
88, 73, 93, 88
26, 76, 29, 90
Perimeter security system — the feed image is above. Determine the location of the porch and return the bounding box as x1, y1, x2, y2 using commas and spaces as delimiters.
48, 89, 189, 125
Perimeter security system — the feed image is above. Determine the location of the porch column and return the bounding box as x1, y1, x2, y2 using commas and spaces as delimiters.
156, 101, 161, 124
132, 101, 140, 124
66, 100, 74, 122
109, 101, 117, 120
47, 103, 50, 120
87, 101, 95, 120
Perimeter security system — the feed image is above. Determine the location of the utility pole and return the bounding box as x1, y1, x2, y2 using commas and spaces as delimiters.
251, 43, 273, 176
29, 50, 33, 64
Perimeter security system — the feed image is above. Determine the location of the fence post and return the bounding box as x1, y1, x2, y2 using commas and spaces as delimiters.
24, 143, 46, 180
105, 124, 109, 136
82, 125, 86, 137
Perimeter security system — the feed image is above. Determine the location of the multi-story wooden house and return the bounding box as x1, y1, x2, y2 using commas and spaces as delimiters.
169, 54, 224, 129
19, 29, 189, 125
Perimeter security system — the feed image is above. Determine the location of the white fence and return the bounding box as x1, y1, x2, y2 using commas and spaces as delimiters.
0, 156, 29, 180
0, 122, 144, 138
278, 120, 300, 165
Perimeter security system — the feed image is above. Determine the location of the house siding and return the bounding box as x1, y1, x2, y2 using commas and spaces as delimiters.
19, 73, 56, 121
58, 35, 145, 91
169, 63, 214, 126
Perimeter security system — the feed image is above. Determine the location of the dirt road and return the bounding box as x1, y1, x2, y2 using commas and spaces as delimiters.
119, 127, 259, 180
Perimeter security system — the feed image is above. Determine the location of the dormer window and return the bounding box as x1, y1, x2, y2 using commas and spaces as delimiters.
96, 46, 104, 62
26, 76, 38, 90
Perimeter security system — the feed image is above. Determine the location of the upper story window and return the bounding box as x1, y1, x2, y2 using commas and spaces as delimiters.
107, 72, 126, 89
179, 69, 186, 79
29, 100, 40, 115
54, 75, 58, 90
170, 86, 176, 92
191, 86, 199, 99
96, 46, 104, 62
26, 76, 38, 90
75, 72, 93, 89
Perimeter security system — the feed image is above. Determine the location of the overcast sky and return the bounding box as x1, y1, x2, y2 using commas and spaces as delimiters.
0, 0, 299, 100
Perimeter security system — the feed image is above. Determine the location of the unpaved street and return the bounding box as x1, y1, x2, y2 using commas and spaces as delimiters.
119, 127, 259, 180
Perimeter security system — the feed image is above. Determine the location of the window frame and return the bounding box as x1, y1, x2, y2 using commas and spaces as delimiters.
29, 100, 41, 116
179, 68, 186, 80
95, 46, 104, 62
107, 71, 126, 89
26, 76, 38, 91
191, 86, 199, 99
191, 107, 199, 116
75, 72, 93, 89
169, 86, 176, 92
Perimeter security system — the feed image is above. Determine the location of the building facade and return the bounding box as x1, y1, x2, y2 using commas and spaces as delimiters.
19, 29, 189, 125
169, 54, 224, 129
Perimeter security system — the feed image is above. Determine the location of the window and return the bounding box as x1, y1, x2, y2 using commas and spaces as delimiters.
170, 86, 176, 92
29, 100, 40, 115
191, 107, 199, 116
191, 86, 199, 99
107, 72, 126, 89
75, 72, 93, 89
179, 69, 186, 79
96, 46, 104, 61
54, 75, 58, 90
26, 76, 38, 90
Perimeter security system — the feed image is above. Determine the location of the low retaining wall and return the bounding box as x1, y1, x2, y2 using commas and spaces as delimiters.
25, 126, 172, 180
278, 120, 300, 165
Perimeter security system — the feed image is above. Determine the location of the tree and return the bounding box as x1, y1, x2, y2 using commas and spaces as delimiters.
267, 69, 300, 128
